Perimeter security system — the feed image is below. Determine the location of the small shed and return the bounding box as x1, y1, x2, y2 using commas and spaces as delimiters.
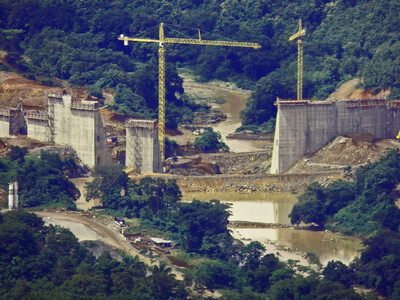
150, 237, 173, 248
114, 216, 125, 226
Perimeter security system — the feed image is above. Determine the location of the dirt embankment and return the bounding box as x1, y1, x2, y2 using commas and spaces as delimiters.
34, 210, 184, 279
136, 134, 400, 193
288, 135, 400, 174
35, 211, 134, 254
226, 131, 274, 141
132, 172, 343, 194
165, 151, 272, 176
0, 71, 59, 109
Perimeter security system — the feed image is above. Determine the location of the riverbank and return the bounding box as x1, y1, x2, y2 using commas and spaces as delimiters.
174, 172, 344, 193
230, 228, 319, 268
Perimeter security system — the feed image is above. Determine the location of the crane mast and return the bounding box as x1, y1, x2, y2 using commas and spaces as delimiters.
119, 23, 261, 163
289, 19, 306, 101
158, 25, 166, 155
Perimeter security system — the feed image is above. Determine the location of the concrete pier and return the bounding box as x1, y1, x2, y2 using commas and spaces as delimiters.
24, 92, 112, 168
126, 119, 162, 173
271, 99, 400, 174
46, 93, 112, 168
8, 182, 18, 209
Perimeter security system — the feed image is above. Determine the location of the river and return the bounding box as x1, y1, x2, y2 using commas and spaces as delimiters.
179, 79, 267, 152
178, 81, 363, 266
182, 191, 363, 266
70, 80, 363, 266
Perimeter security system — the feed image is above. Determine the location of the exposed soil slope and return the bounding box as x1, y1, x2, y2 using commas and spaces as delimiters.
0, 71, 59, 109
288, 135, 400, 174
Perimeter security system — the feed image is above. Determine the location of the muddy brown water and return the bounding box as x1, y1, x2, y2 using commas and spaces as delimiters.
209, 89, 254, 152
208, 88, 267, 152
67, 81, 363, 265
182, 191, 364, 266
174, 82, 267, 152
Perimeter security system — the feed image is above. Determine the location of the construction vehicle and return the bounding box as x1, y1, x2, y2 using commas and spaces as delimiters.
118, 23, 261, 162
289, 19, 306, 101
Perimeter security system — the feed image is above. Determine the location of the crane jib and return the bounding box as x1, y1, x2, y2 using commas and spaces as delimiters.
118, 37, 261, 49
118, 26, 261, 163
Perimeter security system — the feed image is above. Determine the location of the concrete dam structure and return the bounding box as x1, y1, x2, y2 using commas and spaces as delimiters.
0, 108, 26, 137
0, 93, 112, 168
126, 119, 162, 173
271, 98, 400, 174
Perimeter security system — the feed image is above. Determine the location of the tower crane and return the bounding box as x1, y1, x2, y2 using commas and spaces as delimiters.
289, 19, 306, 101
118, 23, 261, 162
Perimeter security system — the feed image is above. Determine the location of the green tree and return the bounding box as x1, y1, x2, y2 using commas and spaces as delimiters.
358, 229, 400, 297
322, 260, 356, 287
17, 155, 79, 209
193, 260, 238, 291
85, 164, 128, 204
148, 262, 180, 300
194, 127, 229, 153
6, 145, 27, 164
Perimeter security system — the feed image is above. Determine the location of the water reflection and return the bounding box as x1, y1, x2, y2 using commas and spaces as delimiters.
234, 228, 363, 266
182, 191, 298, 224
182, 191, 364, 265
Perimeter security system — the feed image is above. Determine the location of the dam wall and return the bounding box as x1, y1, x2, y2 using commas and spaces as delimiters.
271, 99, 400, 174
0, 108, 26, 136
47, 93, 112, 168
126, 119, 162, 173
26, 111, 51, 142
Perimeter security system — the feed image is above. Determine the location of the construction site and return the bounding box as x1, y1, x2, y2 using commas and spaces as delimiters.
1, 66, 400, 188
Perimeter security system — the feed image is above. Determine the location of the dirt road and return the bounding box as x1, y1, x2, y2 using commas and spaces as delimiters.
34, 211, 183, 279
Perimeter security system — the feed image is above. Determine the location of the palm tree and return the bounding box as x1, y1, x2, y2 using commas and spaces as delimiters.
149, 262, 178, 300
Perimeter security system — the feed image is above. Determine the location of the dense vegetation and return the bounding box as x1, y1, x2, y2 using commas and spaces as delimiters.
289, 149, 400, 235
3, 149, 400, 297
83, 166, 370, 299
0, 147, 79, 209
0, 211, 187, 299
0, 210, 367, 299
194, 127, 229, 153
1, 0, 399, 129
290, 149, 400, 298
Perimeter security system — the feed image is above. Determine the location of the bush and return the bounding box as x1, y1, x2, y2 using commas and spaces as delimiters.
194, 127, 229, 153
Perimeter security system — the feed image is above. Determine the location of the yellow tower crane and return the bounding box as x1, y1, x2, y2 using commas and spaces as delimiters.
289, 19, 306, 101
118, 23, 261, 162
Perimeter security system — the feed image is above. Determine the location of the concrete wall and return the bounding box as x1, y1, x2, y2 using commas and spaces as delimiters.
0, 108, 26, 137
126, 119, 162, 173
271, 99, 400, 174
0, 94, 112, 168
0, 114, 10, 137
27, 112, 51, 141
47, 93, 112, 168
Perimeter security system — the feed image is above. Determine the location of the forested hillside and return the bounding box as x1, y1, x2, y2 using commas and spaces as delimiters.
289, 149, 400, 298
1, 0, 399, 128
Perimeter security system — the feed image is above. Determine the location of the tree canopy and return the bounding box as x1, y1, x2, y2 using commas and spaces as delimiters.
0, 148, 79, 210
290, 149, 400, 235
1, 0, 399, 129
